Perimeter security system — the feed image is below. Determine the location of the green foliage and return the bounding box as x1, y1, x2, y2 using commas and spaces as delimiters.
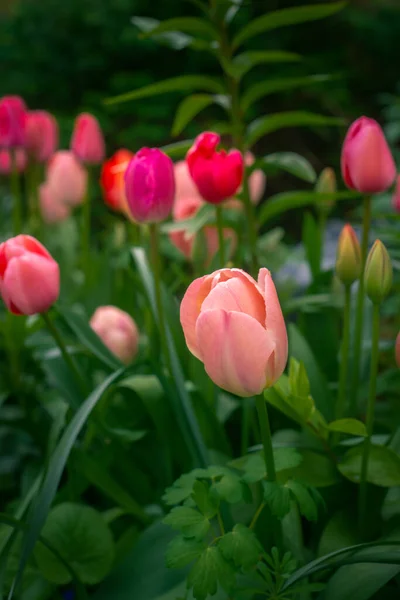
338, 444, 400, 486
163, 507, 210, 540
263, 481, 292, 519
165, 536, 204, 569
218, 524, 262, 569
187, 546, 235, 600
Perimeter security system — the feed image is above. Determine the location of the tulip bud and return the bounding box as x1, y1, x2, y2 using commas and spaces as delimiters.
0, 96, 27, 148
186, 132, 244, 204
341, 117, 396, 194
364, 240, 392, 304
90, 306, 139, 364
0, 235, 60, 315
392, 174, 400, 213
70, 113, 105, 165
316, 167, 336, 215
335, 224, 361, 286
124, 147, 175, 223
26, 111, 58, 162
395, 332, 400, 368
46, 151, 87, 207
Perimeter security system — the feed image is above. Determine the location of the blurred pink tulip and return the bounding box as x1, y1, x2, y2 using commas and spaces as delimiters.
0, 96, 27, 148
392, 175, 400, 212
0, 148, 27, 174
341, 117, 396, 193
90, 306, 139, 364
26, 111, 58, 162
186, 132, 244, 204
125, 148, 175, 223
46, 151, 88, 207
0, 235, 59, 315
71, 113, 105, 164
39, 183, 71, 224
225, 152, 266, 210
180, 268, 288, 396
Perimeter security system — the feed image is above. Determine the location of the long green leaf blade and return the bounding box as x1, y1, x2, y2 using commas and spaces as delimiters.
137, 17, 217, 39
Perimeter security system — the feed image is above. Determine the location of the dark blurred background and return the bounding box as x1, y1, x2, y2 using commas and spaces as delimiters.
1, 0, 400, 171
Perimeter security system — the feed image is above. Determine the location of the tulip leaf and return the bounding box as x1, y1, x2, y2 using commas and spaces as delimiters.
232, 2, 345, 49
338, 444, 400, 486
172, 94, 229, 137
163, 506, 210, 540
241, 74, 333, 112
256, 152, 317, 183
105, 76, 224, 106
328, 419, 367, 437
246, 111, 344, 147
165, 536, 204, 569
161, 139, 193, 159
161, 204, 214, 235
224, 50, 301, 80
218, 524, 262, 569
136, 17, 217, 39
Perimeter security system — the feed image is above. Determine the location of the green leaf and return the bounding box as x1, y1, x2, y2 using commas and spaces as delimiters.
212, 472, 244, 504
137, 17, 217, 39
187, 546, 235, 600
233, 2, 345, 48
274, 447, 303, 472
263, 481, 291, 519
163, 507, 210, 540
289, 358, 311, 400
226, 50, 301, 79
160, 140, 193, 160
246, 111, 343, 146
281, 449, 340, 488
105, 76, 224, 106
303, 212, 322, 279
165, 536, 204, 569
9, 368, 126, 598
328, 419, 367, 437
131, 17, 194, 50
192, 481, 219, 518
219, 524, 262, 569
161, 204, 214, 235
163, 470, 208, 505
241, 74, 333, 112
256, 152, 317, 183
34, 503, 114, 585
286, 481, 318, 521
172, 94, 228, 136
338, 444, 400, 486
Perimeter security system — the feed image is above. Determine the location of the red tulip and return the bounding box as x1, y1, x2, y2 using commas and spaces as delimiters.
100, 149, 133, 212
0, 96, 27, 148
186, 132, 244, 204
26, 111, 58, 162
71, 113, 105, 165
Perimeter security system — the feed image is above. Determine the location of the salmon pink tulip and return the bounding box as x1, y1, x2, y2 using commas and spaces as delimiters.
0, 148, 27, 174
26, 110, 58, 162
0, 235, 60, 315
124, 148, 175, 223
0, 96, 27, 148
341, 117, 396, 193
90, 306, 139, 364
39, 183, 71, 224
100, 149, 133, 212
46, 151, 87, 207
71, 113, 105, 165
180, 268, 288, 396
186, 132, 244, 204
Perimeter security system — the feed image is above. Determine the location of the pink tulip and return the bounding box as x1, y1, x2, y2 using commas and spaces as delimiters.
125, 147, 175, 223
0, 96, 27, 148
341, 116, 396, 193
186, 132, 244, 204
392, 175, 400, 212
0, 235, 60, 315
90, 306, 139, 364
39, 183, 71, 224
180, 268, 288, 396
0, 148, 27, 174
71, 112, 105, 165
46, 151, 87, 207
26, 111, 58, 162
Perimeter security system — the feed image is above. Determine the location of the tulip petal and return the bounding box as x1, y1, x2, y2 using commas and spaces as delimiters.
180, 274, 214, 358
201, 276, 265, 326
196, 309, 275, 397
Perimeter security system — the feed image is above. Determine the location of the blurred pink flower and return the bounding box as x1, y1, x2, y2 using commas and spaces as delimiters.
39, 183, 71, 224
0, 148, 27, 174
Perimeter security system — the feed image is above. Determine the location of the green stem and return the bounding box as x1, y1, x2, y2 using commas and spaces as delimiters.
215, 205, 225, 267
149, 223, 172, 375
255, 394, 276, 481
358, 302, 380, 537
42, 312, 88, 400
318, 212, 327, 274
82, 167, 92, 277
333, 285, 352, 445
351, 195, 372, 412
217, 511, 225, 536
241, 397, 251, 456
11, 149, 23, 235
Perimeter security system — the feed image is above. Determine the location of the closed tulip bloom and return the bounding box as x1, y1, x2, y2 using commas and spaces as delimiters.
71, 113, 105, 164
335, 224, 361, 286
364, 240, 393, 304
0, 148, 27, 174
180, 268, 288, 397
125, 147, 175, 223
0, 235, 60, 315
100, 149, 134, 212
39, 183, 71, 224
90, 306, 139, 364
186, 132, 244, 204
26, 111, 58, 162
0, 96, 27, 148
341, 117, 396, 193
46, 151, 87, 207
392, 175, 400, 213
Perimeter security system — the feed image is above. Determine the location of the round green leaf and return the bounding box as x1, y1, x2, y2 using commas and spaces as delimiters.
35, 503, 114, 585
338, 445, 400, 486
328, 419, 367, 437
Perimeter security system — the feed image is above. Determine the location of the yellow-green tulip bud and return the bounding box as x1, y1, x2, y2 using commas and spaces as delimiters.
365, 240, 392, 304
335, 224, 361, 286
316, 167, 336, 215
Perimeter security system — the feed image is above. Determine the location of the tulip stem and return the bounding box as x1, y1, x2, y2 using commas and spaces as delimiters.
358, 302, 380, 537
42, 311, 88, 401
82, 167, 92, 280
11, 149, 23, 235
333, 285, 351, 445
215, 205, 225, 267
351, 195, 372, 413
149, 223, 172, 375
255, 394, 276, 481
241, 398, 251, 456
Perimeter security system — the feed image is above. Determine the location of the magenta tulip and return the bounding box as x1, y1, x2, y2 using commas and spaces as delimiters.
70, 113, 105, 165
26, 111, 58, 162
0, 148, 27, 174
0, 96, 27, 148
